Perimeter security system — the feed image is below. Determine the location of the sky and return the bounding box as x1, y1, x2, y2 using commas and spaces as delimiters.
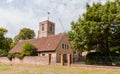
0, 0, 112, 38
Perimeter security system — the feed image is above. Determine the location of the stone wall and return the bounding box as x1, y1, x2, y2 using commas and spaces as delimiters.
0, 54, 56, 65
51, 53, 56, 64
0, 57, 11, 64
12, 56, 49, 64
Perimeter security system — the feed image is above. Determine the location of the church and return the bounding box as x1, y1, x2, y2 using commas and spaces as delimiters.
9, 20, 73, 65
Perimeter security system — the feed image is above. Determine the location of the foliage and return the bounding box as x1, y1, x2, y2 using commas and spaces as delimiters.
7, 53, 23, 60
14, 28, 35, 42
0, 28, 13, 56
10, 42, 17, 49
4, 37, 13, 51
21, 43, 37, 57
68, 0, 120, 53
7, 53, 16, 60
7, 42, 37, 60
0, 50, 8, 56
85, 52, 120, 66
0, 28, 8, 50
15, 53, 24, 59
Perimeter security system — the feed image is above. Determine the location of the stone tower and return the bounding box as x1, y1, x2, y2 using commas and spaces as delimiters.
38, 20, 55, 38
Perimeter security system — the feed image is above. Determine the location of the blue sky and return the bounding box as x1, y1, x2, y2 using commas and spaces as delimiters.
0, 0, 112, 38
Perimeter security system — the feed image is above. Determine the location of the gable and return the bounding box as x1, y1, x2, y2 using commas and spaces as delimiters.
56, 34, 73, 54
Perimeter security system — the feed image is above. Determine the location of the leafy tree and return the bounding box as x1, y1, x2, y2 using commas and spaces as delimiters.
109, 25, 120, 52
21, 43, 37, 56
4, 37, 13, 52
68, 0, 120, 53
0, 28, 13, 56
14, 28, 35, 42
0, 28, 7, 49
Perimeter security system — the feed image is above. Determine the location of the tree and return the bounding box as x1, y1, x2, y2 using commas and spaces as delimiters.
68, 0, 120, 53
21, 43, 37, 56
14, 28, 35, 42
0, 28, 13, 56
4, 37, 13, 52
0, 28, 8, 49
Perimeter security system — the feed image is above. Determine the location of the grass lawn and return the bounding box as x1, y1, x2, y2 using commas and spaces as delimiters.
0, 63, 120, 74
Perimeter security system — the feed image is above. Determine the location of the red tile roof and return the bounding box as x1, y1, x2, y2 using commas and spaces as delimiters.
9, 33, 66, 53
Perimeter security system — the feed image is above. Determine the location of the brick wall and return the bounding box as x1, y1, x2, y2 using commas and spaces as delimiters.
0, 54, 56, 65
0, 57, 11, 64
51, 53, 56, 64
12, 56, 49, 64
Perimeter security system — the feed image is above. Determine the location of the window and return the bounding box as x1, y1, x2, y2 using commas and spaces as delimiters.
67, 45, 69, 49
42, 24, 44, 31
62, 44, 64, 49
65, 44, 66, 49
62, 43, 69, 50
50, 27, 52, 31
50, 24, 52, 32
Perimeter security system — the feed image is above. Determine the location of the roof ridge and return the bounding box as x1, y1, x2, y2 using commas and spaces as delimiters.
18, 33, 66, 43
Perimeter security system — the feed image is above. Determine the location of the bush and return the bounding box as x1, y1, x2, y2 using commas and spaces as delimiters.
7, 53, 16, 60
15, 54, 24, 59
21, 42, 37, 57
7, 43, 37, 60
0, 49, 8, 57
85, 52, 120, 66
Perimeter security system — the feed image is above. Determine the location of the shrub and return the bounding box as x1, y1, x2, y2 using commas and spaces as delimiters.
7, 43, 37, 60
7, 53, 16, 60
15, 54, 24, 59
21, 42, 37, 57
0, 49, 8, 57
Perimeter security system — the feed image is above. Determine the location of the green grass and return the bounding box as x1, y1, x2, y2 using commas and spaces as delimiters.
0, 63, 120, 74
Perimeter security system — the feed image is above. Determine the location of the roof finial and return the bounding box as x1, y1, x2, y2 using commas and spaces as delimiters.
48, 12, 50, 20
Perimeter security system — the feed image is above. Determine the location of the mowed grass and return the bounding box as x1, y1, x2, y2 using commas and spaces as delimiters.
0, 63, 120, 74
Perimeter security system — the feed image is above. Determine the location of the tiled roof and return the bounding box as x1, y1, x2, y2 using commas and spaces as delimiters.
9, 33, 66, 53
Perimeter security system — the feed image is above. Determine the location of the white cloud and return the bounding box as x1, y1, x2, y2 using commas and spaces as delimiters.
6, 0, 14, 4
0, 7, 38, 38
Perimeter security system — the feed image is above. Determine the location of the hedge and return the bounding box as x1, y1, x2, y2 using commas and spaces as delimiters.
85, 52, 120, 66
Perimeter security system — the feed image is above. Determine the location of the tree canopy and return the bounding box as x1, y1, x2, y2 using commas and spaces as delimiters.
0, 28, 8, 50
68, 0, 120, 53
14, 28, 35, 42
0, 28, 13, 56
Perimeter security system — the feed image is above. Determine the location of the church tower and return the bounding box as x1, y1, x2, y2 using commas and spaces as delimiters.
38, 20, 55, 38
